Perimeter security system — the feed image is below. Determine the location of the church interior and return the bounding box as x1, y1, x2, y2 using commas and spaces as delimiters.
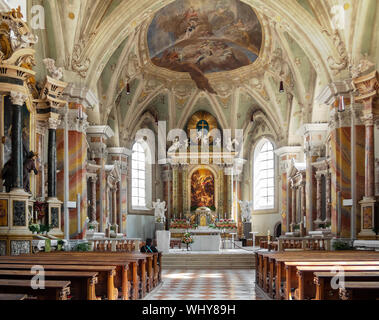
0, 0, 378, 302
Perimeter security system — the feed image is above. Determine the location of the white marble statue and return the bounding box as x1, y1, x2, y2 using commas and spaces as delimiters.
153, 199, 167, 223
43, 58, 64, 80
239, 200, 254, 223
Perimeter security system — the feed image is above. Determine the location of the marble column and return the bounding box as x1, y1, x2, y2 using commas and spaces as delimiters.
227, 169, 233, 219
46, 117, 63, 236
353, 71, 378, 238
10, 92, 27, 190
291, 184, 296, 230
90, 176, 97, 223
315, 174, 322, 223
325, 172, 331, 223
47, 118, 61, 198
182, 164, 189, 217
301, 182, 306, 224
172, 165, 178, 218
218, 167, 224, 220
112, 186, 118, 232
286, 182, 293, 232
364, 118, 375, 198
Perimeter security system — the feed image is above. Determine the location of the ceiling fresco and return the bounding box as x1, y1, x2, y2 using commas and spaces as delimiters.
147, 0, 263, 94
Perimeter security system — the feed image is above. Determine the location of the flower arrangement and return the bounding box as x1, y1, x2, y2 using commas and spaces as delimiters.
39, 224, 53, 234
181, 232, 194, 244
169, 219, 189, 229
215, 219, 237, 229
29, 224, 40, 234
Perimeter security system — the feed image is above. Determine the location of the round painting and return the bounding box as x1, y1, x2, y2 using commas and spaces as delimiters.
147, 0, 263, 93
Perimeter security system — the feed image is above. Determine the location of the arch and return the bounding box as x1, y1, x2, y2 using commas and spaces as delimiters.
252, 138, 276, 211
131, 141, 152, 210
274, 221, 282, 238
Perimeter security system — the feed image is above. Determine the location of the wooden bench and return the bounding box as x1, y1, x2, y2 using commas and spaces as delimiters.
294, 265, 379, 300
30, 252, 156, 299
0, 261, 116, 300
314, 272, 379, 300
34, 251, 162, 294
339, 282, 379, 300
0, 269, 98, 300
0, 293, 27, 300
3, 252, 155, 300
255, 250, 379, 300
274, 252, 379, 299
0, 279, 70, 300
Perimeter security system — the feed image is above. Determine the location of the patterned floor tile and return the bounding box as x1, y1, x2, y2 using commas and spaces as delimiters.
144, 269, 269, 300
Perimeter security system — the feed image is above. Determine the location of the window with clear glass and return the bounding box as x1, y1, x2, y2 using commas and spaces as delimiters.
131, 142, 146, 209
254, 139, 275, 210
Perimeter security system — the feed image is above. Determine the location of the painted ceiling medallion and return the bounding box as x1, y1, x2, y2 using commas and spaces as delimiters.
147, 0, 263, 94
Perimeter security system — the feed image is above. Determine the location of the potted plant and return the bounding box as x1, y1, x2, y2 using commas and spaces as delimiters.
75, 243, 90, 252
293, 224, 300, 231
39, 224, 53, 235
57, 239, 64, 251
29, 224, 40, 234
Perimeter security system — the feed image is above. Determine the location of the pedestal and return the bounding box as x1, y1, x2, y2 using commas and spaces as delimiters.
243, 222, 252, 239
155, 223, 165, 231
358, 197, 377, 239
156, 230, 170, 253
46, 198, 63, 237
0, 189, 32, 255
249, 232, 258, 248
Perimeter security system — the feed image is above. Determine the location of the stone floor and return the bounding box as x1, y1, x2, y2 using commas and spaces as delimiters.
167, 247, 258, 255
144, 269, 268, 300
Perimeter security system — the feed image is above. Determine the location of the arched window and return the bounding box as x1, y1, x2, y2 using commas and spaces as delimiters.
254, 139, 275, 210
131, 142, 147, 209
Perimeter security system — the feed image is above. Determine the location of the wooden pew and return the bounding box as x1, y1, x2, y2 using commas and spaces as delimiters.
0, 253, 149, 300
0, 270, 98, 300
0, 279, 70, 300
0, 261, 116, 300
30, 252, 154, 299
314, 271, 379, 300
33, 251, 161, 296
339, 282, 379, 300
274, 252, 379, 299
255, 250, 379, 300
0, 293, 27, 300
295, 265, 379, 300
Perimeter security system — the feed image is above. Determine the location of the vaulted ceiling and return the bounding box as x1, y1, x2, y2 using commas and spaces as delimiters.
30, 0, 379, 149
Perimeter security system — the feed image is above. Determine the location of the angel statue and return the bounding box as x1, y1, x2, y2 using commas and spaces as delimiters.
167, 137, 182, 154
239, 200, 254, 223
152, 199, 167, 223
43, 58, 63, 80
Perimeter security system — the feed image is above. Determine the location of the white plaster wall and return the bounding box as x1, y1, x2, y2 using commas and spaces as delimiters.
251, 213, 282, 236
126, 214, 155, 241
